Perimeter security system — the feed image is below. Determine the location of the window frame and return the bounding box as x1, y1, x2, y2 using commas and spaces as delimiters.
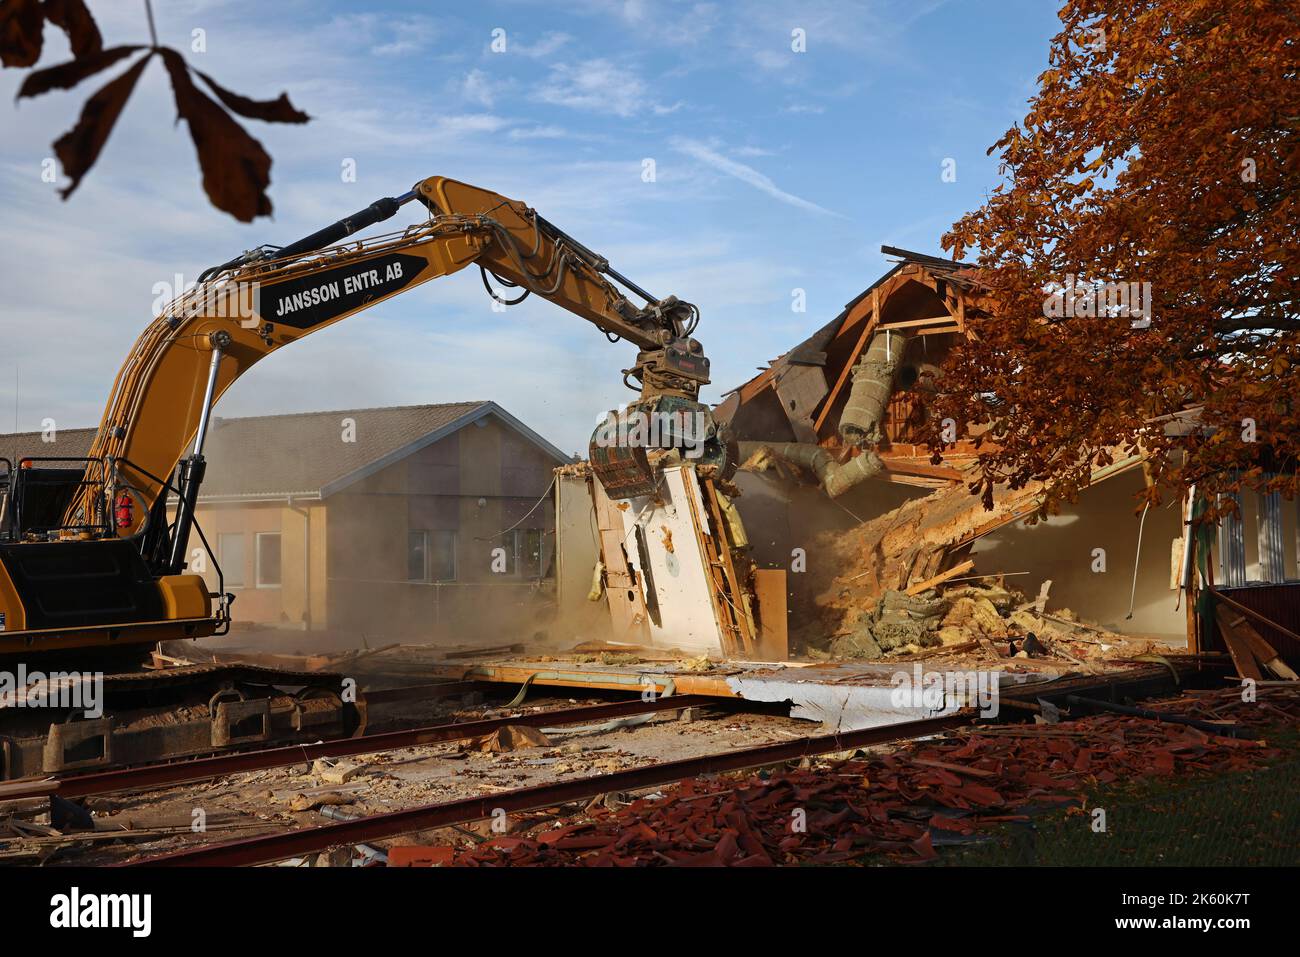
514, 527, 544, 579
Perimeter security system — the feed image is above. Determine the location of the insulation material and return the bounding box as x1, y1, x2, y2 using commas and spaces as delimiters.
737, 441, 883, 499
723, 664, 1022, 731
553, 466, 626, 645
840, 329, 909, 448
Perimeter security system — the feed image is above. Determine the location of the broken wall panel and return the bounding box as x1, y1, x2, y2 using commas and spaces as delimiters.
612, 465, 732, 655
553, 469, 613, 644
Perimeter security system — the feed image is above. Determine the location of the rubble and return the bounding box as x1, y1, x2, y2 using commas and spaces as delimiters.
398, 685, 1300, 866
461, 725, 553, 753
790, 445, 1149, 633
821, 577, 1144, 667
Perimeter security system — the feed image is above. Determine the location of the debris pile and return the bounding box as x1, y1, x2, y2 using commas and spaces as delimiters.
815, 475, 1037, 603
790, 448, 1164, 662
821, 577, 1141, 665
389, 686, 1299, 866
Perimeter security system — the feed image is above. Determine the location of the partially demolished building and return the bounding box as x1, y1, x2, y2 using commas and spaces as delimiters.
555, 248, 1300, 675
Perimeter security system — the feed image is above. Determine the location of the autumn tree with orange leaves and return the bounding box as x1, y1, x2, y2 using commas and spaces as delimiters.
932, 0, 1298, 520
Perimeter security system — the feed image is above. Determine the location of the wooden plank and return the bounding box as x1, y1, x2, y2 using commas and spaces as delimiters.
1209, 586, 1300, 645
813, 292, 878, 434
879, 315, 956, 331
681, 474, 742, 657
1230, 614, 1299, 680
751, 568, 789, 661
703, 478, 757, 657
420, 662, 741, 698
876, 472, 952, 489
882, 459, 964, 482
700, 532, 742, 658
1215, 605, 1265, 680
905, 559, 976, 596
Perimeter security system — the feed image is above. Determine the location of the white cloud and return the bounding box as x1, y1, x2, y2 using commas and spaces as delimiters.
534, 59, 664, 117
508, 125, 569, 140
671, 138, 842, 217
752, 48, 793, 72
368, 16, 440, 57
572, 1, 719, 45
436, 113, 511, 135
460, 69, 503, 108
510, 31, 572, 58
718, 0, 956, 79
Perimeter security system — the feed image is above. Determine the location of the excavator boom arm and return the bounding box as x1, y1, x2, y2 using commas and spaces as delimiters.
63, 176, 710, 554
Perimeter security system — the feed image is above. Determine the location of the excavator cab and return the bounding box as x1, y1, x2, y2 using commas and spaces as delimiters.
0, 454, 223, 656
3, 457, 106, 540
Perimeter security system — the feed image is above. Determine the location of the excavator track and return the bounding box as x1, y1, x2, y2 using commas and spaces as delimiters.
1, 662, 359, 782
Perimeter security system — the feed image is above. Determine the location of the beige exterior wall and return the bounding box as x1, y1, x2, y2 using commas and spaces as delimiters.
189, 500, 327, 630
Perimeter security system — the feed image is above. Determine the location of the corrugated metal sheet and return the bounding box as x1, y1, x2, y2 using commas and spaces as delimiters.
1217, 491, 1247, 586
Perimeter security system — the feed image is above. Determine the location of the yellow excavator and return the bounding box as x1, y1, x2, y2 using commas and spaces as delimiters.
0, 176, 725, 777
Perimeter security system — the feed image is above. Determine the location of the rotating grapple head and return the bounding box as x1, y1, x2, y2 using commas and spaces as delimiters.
589, 395, 731, 499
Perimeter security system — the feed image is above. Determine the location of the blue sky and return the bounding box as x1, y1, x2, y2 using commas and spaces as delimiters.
0, 0, 1061, 454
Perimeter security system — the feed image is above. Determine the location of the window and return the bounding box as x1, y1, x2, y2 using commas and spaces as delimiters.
515, 528, 544, 578
431, 529, 457, 582
409, 530, 456, 582
407, 530, 428, 582
256, 532, 281, 587
219, 533, 245, 587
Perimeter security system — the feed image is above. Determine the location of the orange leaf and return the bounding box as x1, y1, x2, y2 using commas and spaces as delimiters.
17, 43, 140, 98
0, 0, 44, 67
53, 51, 151, 199
159, 48, 272, 222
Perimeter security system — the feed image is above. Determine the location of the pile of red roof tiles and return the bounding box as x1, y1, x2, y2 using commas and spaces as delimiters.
389, 687, 1299, 867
